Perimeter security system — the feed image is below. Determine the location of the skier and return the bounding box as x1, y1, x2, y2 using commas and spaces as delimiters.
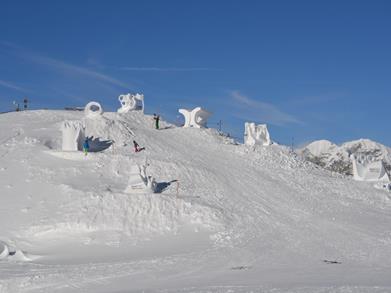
83, 138, 89, 156
153, 113, 160, 130
133, 140, 145, 152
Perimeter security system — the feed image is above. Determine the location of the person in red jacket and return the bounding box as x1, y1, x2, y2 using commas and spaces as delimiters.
133, 140, 145, 152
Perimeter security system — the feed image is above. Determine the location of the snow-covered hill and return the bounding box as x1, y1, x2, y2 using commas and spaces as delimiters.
299, 139, 391, 176
1, 110, 391, 293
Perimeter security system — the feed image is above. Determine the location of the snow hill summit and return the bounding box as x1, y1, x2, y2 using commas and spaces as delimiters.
1, 94, 391, 292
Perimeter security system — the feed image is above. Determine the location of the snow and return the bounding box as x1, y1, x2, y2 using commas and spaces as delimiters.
1, 110, 391, 292
305, 140, 337, 157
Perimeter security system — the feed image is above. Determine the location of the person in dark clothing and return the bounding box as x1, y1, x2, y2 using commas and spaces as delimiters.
153, 113, 160, 129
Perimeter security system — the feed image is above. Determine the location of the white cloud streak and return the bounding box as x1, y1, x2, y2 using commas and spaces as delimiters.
230, 90, 301, 126
0, 80, 27, 92
120, 67, 218, 72
1, 42, 130, 88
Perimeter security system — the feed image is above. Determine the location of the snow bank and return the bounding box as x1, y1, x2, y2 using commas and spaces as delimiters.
25, 190, 223, 242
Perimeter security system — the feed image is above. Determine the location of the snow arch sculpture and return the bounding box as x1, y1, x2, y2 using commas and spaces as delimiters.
350, 154, 390, 182
0, 241, 9, 260
178, 107, 212, 128
125, 164, 157, 193
244, 122, 271, 146
61, 120, 85, 151
117, 93, 144, 113
85, 101, 103, 118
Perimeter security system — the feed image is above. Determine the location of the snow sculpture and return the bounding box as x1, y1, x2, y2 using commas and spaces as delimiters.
0, 241, 9, 260
178, 107, 212, 128
84, 101, 103, 118
350, 153, 390, 182
244, 122, 271, 146
125, 164, 157, 193
117, 93, 144, 113
61, 120, 85, 151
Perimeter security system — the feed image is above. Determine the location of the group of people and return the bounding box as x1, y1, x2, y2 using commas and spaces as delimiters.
82, 113, 161, 156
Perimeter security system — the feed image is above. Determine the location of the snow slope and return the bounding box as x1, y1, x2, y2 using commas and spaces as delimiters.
1, 110, 391, 293
299, 139, 391, 176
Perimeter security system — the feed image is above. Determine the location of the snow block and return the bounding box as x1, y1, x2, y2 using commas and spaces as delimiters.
117, 93, 144, 113
178, 107, 212, 128
350, 153, 390, 182
0, 241, 9, 260
125, 164, 157, 193
244, 122, 271, 146
61, 120, 85, 151
85, 101, 103, 118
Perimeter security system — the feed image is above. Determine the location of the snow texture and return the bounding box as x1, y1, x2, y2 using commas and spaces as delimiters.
1, 110, 391, 293
61, 120, 85, 151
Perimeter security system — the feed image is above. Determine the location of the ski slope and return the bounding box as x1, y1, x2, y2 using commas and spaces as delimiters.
1, 110, 391, 293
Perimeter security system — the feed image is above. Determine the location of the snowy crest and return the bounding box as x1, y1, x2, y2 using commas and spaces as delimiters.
61, 120, 85, 151
350, 153, 390, 182
84, 101, 103, 119
125, 164, 157, 193
244, 122, 271, 146
178, 107, 212, 128
117, 93, 144, 113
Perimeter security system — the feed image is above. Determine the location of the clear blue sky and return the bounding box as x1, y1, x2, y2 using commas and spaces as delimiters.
1, 0, 390, 146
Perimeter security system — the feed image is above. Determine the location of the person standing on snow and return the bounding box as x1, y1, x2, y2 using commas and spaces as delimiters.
153, 113, 160, 130
83, 138, 89, 156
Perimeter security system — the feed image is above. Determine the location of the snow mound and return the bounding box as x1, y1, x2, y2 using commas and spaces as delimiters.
25, 189, 223, 242
305, 140, 337, 157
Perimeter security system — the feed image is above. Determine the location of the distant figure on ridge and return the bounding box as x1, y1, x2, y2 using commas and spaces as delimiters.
83, 138, 89, 156
133, 140, 145, 152
153, 113, 160, 130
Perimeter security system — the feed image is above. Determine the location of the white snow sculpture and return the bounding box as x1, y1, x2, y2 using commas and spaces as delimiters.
118, 93, 144, 113
178, 107, 212, 128
125, 164, 157, 193
350, 153, 390, 182
61, 120, 85, 151
0, 241, 9, 260
244, 122, 271, 146
85, 101, 103, 118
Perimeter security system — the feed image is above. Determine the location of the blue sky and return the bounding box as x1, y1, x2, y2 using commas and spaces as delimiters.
1, 0, 390, 146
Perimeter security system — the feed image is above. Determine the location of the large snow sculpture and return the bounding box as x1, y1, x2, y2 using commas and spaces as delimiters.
244, 122, 271, 146
61, 120, 85, 151
117, 93, 144, 113
178, 107, 212, 128
85, 101, 103, 118
0, 241, 9, 260
350, 153, 390, 182
125, 164, 157, 193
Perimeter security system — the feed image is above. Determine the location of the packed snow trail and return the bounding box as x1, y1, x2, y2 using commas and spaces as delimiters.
0, 110, 391, 292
